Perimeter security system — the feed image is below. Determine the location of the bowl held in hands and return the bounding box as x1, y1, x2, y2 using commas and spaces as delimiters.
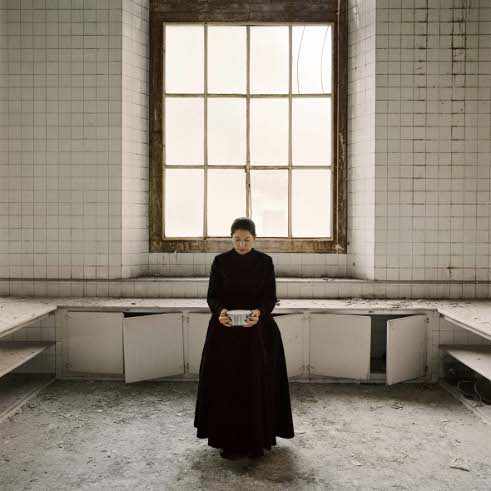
226, 309, 253, 327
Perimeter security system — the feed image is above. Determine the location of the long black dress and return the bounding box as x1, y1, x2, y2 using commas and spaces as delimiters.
194, 247, 295, 452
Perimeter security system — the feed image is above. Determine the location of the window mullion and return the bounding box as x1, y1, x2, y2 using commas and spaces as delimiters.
204, 23, 208, 238
162, 24, 166, 238
246, 25, 251, 218
288, 24, 292, 239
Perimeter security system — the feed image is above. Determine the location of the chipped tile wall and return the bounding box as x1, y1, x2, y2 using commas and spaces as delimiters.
374, 0, 491, 282
347, 0, 377, 279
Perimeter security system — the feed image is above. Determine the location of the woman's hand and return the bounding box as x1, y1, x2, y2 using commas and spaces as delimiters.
244, 309, 260, 327
218, 308, 233, 327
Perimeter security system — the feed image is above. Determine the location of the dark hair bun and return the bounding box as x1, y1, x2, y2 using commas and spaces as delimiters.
231, 217, 256, 237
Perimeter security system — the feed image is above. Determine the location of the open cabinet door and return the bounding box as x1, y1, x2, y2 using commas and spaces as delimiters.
187, 313, 210, 375
310, 313, 371, 380
123, 313, 184, 383
386, 315, 427, 385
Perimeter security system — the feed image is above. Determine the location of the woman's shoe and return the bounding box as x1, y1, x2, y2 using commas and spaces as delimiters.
220, 448, 242, 460
247, 447, 264, 459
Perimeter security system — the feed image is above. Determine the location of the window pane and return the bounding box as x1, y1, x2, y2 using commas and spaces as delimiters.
251, 170, 288, 237
165, 25, 204, 93
164, 169, 203, 237
207, 98, 246, 165
292, 97, 332, 164
250, 98, 288, 165
208, 26, 246, 93
165, 97, 204, 164
207, 169, 246, 236
292, 25, 332, 94
251, 26, 289, 94
292, 169, 331, 237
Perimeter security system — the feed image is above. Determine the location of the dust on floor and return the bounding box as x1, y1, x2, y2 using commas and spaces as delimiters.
0, 381, 490, 490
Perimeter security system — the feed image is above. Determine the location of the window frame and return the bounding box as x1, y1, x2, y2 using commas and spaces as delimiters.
149, 0, 347, 253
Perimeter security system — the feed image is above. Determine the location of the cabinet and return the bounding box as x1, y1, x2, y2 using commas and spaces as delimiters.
64, 311, 184, 382
276, 312, 428, 385
184, 313, 307, 377
65, 311, 124, 375
187, 313, 209, 375
309, 313, 371, 380
63, 309, 429, 385
274, 314, 305, 378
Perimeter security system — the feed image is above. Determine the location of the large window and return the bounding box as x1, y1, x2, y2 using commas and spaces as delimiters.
149, 1, 347, 253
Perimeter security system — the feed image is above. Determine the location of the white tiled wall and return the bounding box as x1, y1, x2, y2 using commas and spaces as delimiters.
0, 3, 7, 256
347, 0, 377, 279
147, 251, 349, 278
122, 0, 148, 277
0, 0, 360, 283
1, 0, 491, 297
374, 0, 491, 282
0, 0, 125, 280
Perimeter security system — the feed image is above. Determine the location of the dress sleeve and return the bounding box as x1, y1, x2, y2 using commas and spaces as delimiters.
257, 256, 278, 316
207, 257, 225, 314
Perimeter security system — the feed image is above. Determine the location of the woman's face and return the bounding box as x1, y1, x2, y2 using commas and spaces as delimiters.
231, 229, 255, 254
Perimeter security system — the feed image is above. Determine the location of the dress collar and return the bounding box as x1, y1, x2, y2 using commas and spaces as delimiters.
232, 247, 254, 256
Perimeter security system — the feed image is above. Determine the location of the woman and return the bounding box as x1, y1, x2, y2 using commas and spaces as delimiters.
194, 217, 295, 460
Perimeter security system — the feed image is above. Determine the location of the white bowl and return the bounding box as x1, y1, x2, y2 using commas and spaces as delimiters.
226, 309, 253, 327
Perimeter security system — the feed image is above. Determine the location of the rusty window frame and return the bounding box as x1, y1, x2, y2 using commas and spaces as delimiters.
149, 0, 347, 253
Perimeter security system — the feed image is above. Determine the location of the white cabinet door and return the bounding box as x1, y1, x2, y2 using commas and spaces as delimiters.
275, 314, 305, 378
386, 315, 427, 385
123, 313, 184, 383
187, 313, 210, 375
310, 313, 371, 380
65, 311, 124, 374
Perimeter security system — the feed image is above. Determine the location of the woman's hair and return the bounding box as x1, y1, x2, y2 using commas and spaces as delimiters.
230, 217, 256, 237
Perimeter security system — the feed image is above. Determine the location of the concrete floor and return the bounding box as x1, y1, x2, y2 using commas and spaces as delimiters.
0, 380, 490, 490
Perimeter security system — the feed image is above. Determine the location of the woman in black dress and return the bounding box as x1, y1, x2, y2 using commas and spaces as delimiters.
194, 217, 295, 460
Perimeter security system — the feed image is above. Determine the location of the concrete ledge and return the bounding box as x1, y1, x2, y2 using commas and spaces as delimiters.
2, 296, 491, 340
1, 278, 490, 300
